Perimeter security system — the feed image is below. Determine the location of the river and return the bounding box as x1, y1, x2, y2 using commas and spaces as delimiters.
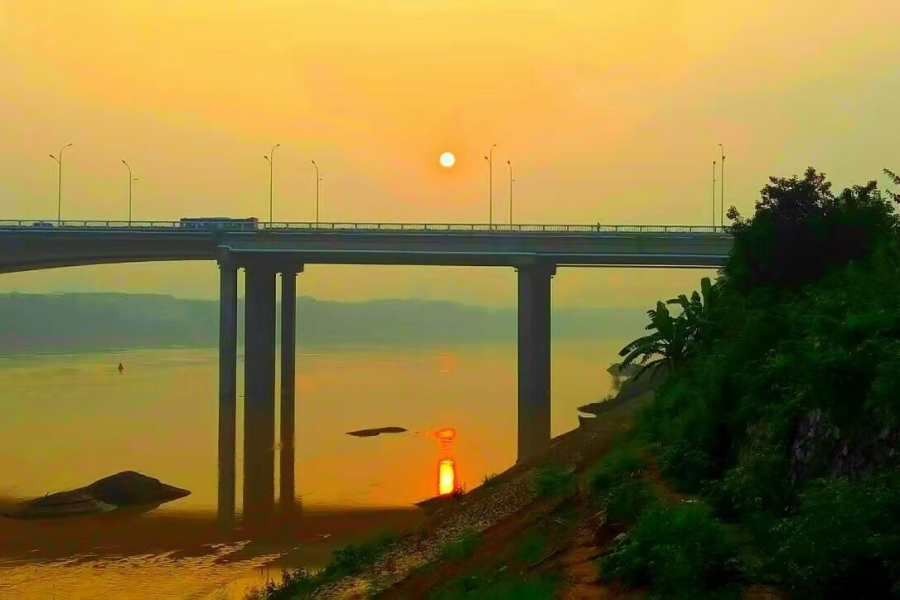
0, 340, 621, 598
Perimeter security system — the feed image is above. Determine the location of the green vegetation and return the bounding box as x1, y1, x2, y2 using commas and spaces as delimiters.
248, 530, 398, 598
256, 165, 900, 598
515, 532, 549, 564
601, 166, 900, 596
530, 465, 577, 499
588, 447, 645, 495
481, 473, 500, 488
439, 528, 481, 562
602, 503, 740, 597
429, 570, 559, 599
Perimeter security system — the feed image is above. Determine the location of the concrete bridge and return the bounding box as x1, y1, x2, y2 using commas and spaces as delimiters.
0, 220, 733, 526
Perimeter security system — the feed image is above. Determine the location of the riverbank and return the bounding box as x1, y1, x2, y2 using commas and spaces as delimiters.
0, 505, 425, 598
251, 386, 654, 598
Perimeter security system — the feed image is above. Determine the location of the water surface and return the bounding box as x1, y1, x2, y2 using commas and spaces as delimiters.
0, 341, 619, 597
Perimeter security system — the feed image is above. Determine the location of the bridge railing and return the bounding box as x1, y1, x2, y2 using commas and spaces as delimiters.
0, 220, 733, 234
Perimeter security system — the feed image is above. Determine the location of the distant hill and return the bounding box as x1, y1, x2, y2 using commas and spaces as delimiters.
0, 293, 647, 354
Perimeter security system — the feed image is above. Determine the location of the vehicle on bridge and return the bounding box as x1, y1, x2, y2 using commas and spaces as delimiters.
31, 221, 55, 228
179, 217, 259, 231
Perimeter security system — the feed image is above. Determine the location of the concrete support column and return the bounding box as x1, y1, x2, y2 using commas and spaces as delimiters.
243, 266, 277, 526
217, 261, 238, 528
517, 263, 555, 461
279, 269, 299, 514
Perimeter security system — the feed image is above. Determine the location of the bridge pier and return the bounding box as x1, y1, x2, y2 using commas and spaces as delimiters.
243, 266, 277, 527
517, 263, 555, 462
279, 268, 301, 515
217, 261, 238, 528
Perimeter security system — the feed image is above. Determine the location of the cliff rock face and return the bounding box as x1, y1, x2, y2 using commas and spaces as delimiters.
789, 410, 899, 482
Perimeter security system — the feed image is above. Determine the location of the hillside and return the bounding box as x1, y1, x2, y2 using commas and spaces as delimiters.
0, 293, 647, 353
251, 167, 900, 599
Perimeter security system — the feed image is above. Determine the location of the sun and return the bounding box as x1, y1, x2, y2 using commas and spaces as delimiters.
439, 152, 456, 168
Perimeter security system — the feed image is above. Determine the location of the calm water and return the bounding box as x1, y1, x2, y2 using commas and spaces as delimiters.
0, 341, 619, 598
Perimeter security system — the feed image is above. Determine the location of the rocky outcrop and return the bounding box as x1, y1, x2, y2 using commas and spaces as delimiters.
1, 471, 190, 520
789, 410, 900, 482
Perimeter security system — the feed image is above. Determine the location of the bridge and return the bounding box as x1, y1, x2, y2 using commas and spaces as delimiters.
0, 220, 733, 527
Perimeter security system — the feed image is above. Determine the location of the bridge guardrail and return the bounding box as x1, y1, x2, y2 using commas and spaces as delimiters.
0, 220, 733, 234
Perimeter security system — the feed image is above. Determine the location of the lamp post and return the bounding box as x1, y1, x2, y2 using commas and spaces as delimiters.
49, 143, 73, 223
311, 160, 321, 225
121, 160, 138, 224
483, 143, 497, 227
264, 143, 280, 224
712, 160, 717, 228
507, 160, 514, 226
719, 144, 726, 227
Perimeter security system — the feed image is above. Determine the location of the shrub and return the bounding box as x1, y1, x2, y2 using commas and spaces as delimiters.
605, 481, 656, 526
601, 502, 740, 596
439, 528, 481, 562
516, 532, 549, 564
658, 440, 713, 493
531, 465, 576, 499
765, 475, 900, 597
327, 530, 397, 577
430, 572, 558, 599
588, 448, 645, 496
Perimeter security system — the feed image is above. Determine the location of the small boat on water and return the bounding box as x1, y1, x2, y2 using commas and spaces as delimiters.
2, 490, 117, 520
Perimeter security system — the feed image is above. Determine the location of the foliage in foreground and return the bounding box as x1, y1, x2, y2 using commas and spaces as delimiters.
249, 531, 398, 598
601, 502, 740, 597
614, 166, 900, 595
439, 528, 481, 562
531, 464, 576, 499
429, 569, 559, 600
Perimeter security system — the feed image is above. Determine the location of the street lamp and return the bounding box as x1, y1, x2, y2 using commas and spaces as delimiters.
264, 143, 280, 224
507, 160, 515, 226
311, 160, 321, 225
483, 143, 497, 227
719, 143, 726, 227
49, 143, 73, 223
712, 160, 717, 228
121, 160, 138, 224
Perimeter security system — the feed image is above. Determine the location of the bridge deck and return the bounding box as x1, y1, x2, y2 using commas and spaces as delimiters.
0, 221, 733, 272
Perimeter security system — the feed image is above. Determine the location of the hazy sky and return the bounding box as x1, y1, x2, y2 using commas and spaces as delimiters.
1, 0, 898, 307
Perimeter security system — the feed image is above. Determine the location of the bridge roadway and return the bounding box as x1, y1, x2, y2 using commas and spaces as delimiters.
0, 220, 732, 272
0, 220, 733, 527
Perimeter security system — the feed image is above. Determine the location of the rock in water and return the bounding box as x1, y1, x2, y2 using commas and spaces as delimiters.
346, 427, 408, 437
2, 490, 117, 519
0, 471, 190, 520
85, 471, 190, 506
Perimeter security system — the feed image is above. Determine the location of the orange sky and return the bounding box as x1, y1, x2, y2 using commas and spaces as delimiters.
1, 0, 898, 307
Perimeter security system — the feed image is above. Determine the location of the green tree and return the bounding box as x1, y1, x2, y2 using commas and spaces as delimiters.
618, 301, 692, 381
666, 277, 719, 347
885, 168, 900, 203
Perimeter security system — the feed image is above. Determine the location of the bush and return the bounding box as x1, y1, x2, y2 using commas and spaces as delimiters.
252, 530, 397, 598
531, 465, 576, 499
588, 448, 645, 496
327, 530, 397, 577
516, 532, 549, 564
439, 528, 481, 562
601, 502, 740, 596
704, 442, 795, 522
658, 440, 713, 493
430, 572, 558, 599
605, 481, 656, 526
765, 475, 900, 598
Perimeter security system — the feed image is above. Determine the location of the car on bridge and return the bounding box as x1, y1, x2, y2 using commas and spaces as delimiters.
179, 217, 259, 231
31, 221, 55, 228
